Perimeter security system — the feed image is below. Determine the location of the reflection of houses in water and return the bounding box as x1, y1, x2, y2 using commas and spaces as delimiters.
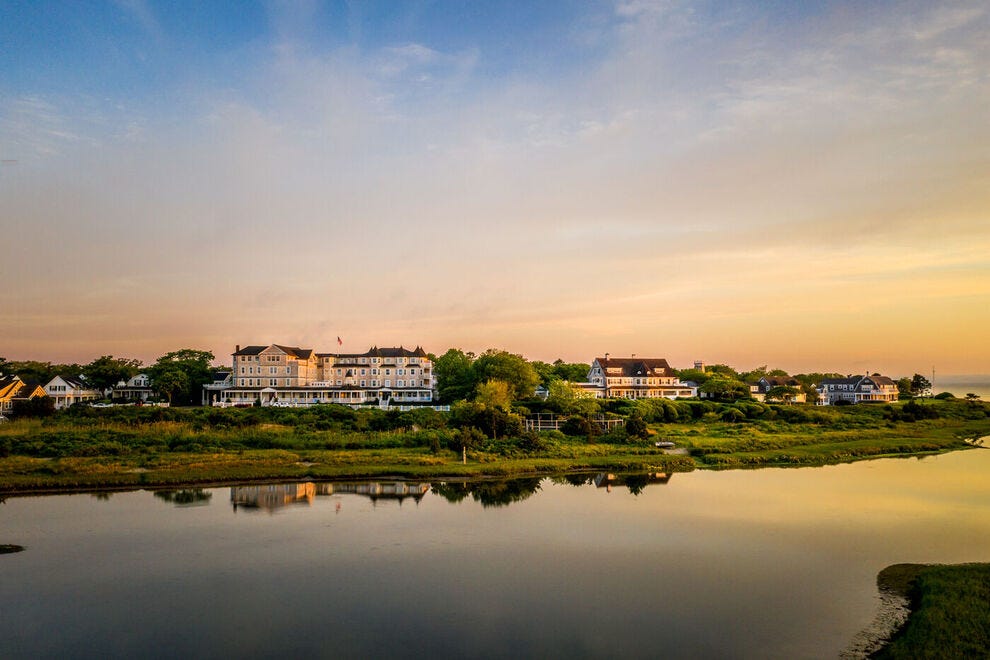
230, 483, 315, 512
593, 472, 672, 493
316, 481, 430, 504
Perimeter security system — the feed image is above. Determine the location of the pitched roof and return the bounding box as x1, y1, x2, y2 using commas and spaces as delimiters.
594, 357, 674, 377
316, 346, 430, 359
272, 345, 313, 359
232, 345, 267, 356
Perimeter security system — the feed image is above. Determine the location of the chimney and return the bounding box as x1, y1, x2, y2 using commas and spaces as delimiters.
235, 344, 240, 352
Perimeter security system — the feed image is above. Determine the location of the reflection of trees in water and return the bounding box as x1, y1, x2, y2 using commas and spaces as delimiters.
624, 473, 649, 496
153, 489, 213, 506
431, 477, 543, 508
90, 492, 112, 501
550, 474, 594, 487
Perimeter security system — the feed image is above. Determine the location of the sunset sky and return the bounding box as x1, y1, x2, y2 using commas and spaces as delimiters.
2, 1, 988, 375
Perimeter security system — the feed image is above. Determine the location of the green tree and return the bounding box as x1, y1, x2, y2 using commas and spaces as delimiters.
739, 365, 769, 383
552, 359, 590, 382
546, 380, 599, 415
897, 377, 913, 399
700, 376, 751, 401
911, 374, 933, 398
472, 349, 539, 400
6, 360, 82, 384
147, 349, 214, 405
82, 356, 143, 393
674, 368, 710, 385
152, 367, 190, 405
475, 379, 512, 411
765, 385, 800, 403
475, 380, 512, 439
433, 349, 477, 403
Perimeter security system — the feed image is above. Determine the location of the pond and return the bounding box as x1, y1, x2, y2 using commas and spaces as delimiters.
2, 449, 989, 658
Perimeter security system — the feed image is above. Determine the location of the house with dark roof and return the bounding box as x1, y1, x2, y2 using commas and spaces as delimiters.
111, 373, 154, 402
216, 344, 434, 407
749, 376, 807, 403
816, 374, 898, 405
44, 375, 101, 409
1, 375, 47, 414
580, 355, 696, 399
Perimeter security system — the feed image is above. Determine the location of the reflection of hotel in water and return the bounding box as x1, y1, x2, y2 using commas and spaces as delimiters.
230, 481, 430, 512
314, 482, 430, 503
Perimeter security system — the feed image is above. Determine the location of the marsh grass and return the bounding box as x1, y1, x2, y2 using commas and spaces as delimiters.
874, 563, 990, 658
1, 399, 987, 490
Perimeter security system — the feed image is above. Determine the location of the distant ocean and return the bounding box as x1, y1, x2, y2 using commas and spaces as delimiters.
934, 375, 990, 400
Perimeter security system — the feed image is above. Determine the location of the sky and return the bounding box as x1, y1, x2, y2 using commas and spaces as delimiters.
1, 0, 988, 375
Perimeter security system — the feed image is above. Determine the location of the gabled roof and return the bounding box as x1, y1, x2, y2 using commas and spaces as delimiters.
233, 345, 267, 356
233, 345, 314, 359
760, 376, 801, 388
272, 345, 313, 359
593, 357, 674, 378
316, 346, 430, 359
49, 375, 92, 390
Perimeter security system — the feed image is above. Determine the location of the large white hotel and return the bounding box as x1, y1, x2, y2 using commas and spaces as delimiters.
206, 343, 435, 406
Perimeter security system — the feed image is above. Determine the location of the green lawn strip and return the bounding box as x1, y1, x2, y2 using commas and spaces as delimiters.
875, 563, 990, 659
676, 420, 984, 467
0, 447, 694, 492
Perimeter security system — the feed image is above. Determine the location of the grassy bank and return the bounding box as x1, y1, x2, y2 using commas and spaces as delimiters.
0, 398, 987, 491
874, 563, 990, 658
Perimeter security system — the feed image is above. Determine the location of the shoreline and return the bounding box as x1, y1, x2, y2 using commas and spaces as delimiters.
0, 443, 979, 497
865, 563, 990, 658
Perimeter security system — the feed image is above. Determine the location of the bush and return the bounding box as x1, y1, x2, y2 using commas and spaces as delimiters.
720, 408, 745, 423
625, 413, 650, 439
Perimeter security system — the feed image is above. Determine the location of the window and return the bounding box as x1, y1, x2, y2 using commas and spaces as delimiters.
385, 369, 391, 375
286, 367, 290, 374
360, 369, 366, 376
397, 380, 404, 387
239, 379, 245, 386
385, 380, 391, 387
360, 380, 366, 387
398, 369, 404, 375
270, 379, 277, 387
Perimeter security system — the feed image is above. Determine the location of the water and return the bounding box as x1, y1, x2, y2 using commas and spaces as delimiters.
2, 450, 989, 659
936, 374, 990, 400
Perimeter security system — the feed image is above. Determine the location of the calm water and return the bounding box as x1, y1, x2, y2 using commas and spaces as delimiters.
938, 375, 990, 400
2, 450, 989, 659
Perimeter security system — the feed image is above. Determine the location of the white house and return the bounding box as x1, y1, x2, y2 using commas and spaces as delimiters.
581, 355, 696, 399
816, 374, 898, 405
44, 375, 101, 409
112, 373, 154, 402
